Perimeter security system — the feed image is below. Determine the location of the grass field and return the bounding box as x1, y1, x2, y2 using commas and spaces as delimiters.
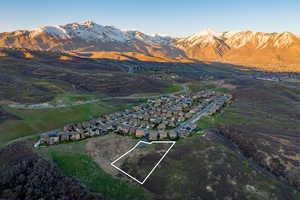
130, 84, 184, 97
37, 140, 152, 200
0, 101, 136, 145
186, 82, 218, 93
161, 84, 183, 93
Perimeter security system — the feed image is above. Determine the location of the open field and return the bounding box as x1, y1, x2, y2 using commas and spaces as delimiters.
161, 85, 183, 93
0, 100, 138, 145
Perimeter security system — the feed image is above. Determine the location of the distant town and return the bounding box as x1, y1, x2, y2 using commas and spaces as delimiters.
36, 89, 233, 146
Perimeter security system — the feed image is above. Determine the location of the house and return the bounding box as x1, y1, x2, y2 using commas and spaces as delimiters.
59, 132, 69, 142
166, 112, 173, 118
37, 88, 231, 146
99, 127, 108, 135
168, 130, 178, 139
178, 117, 186, 122
149, 123, 156, 129
189, 108, 197, 114
149, 117, 156, 123
139, 121, 146, 128
133, 106, 141, 111
125, 109, 131, 114
118, 124, 130, 135
180, 129, 191, 137
159, 131, 168, 139
157, 123, 166, 130
40, 131, 62, 145
83, 131, 91, 138
178, 111, 184, 117
40, 134, 50, 144
168, 121, 176, 128
64, 125, 73, 132
185, 113, 193, 119
47, 132, 60, 144
148, 132, 158, 140
135, 128, 145, 137
129, 127, 137, 136
70, 132, 81, 141
89, 128, 99, 137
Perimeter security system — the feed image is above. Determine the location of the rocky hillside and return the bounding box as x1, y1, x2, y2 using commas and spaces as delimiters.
175, 29, 300, 69
0, 21, 185, 59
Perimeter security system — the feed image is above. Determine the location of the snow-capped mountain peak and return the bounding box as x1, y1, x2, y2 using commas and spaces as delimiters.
193, 28, 219, 37
79, 20, 96, 27
2, 21, 300, 68
31, 25, 70, 39
28, 21, 174, 44
222, 30, 240, 38
179, 28, 223, 46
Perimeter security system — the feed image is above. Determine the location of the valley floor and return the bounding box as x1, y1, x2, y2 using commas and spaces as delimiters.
1, 56, 300, 199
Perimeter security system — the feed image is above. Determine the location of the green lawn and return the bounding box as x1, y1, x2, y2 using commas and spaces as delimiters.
283, 78, 300, 83
216, 87, 230, 93
0, 101, 135, 144
162, 84, 183, 93
187, 82, 217, 93
129, 84, 183, 97
196, 115, 222, 130
40, 150, 151, 200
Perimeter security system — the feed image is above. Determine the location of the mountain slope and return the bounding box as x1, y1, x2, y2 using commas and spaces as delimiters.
0, 21, 186, 58
1, 22, 300, 71
175, 29, 300, 70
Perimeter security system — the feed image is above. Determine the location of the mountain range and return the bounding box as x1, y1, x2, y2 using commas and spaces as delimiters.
1, 21, 300, 71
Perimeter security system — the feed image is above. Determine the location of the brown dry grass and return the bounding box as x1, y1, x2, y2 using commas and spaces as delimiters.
59, 55, 72, 61
23, 52, 34, 59
0, 52, 7, 57
72, 51, 193, 63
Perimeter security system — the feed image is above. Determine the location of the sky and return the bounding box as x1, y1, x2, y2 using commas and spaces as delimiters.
0, 0, 299, 37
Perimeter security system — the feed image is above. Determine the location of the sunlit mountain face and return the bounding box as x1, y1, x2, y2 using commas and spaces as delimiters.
1, 21, 300, 71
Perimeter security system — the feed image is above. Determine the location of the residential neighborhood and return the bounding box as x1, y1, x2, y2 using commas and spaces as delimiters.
37, 90, 233, 146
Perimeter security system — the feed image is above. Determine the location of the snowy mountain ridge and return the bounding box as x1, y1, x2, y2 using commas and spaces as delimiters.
1, 21, 300, 67
29, 21, 176, 45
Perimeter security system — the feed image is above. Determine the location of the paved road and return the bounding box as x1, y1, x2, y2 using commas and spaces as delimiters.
9, 84, 189, 110
113, 95, 225, 136
175, 95, 225, 132
8, 99, 101, 109
102, 84, 189, 101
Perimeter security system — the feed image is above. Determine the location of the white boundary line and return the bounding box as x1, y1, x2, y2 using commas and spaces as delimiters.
111, 140, 176, 184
